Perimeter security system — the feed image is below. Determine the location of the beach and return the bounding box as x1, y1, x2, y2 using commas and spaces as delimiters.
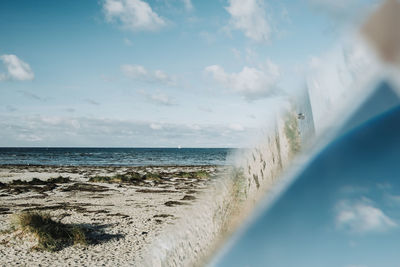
0, 164, 224, 266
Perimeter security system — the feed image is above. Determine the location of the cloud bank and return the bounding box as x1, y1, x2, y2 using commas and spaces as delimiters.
0, 115, 252, 147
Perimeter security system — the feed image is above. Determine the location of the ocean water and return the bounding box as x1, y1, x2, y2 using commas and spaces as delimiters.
0, 147, 232, 166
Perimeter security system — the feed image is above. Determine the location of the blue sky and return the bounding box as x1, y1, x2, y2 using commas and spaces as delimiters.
0, 0, 377, 147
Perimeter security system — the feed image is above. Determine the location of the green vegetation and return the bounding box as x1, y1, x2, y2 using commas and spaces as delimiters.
9, 176, 70, 185
175, 170, 209, 179
12, 212, 87, 252
89, 171, 160, 184
47, 176, 71, 184
88, 170, 210, 184
284, 112, 301, 156
89, 171, 142, 183
0, 176, 71, 195
193, 170, 209, 179
141, 172, 162, 180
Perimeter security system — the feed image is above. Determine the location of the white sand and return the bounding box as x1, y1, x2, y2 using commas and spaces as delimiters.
0, 165, 220, 266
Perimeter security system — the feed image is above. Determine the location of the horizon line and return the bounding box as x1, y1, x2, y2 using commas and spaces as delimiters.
0, 146, 242, 149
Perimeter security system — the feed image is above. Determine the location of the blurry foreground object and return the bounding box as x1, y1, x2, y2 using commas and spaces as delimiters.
210, 1, 400, 266
362, 0, 400, 65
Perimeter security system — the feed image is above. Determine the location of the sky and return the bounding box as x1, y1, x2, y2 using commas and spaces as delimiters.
0, 0, 378, 147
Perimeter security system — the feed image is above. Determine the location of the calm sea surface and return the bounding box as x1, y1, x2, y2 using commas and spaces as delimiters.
0, 148, 233, 166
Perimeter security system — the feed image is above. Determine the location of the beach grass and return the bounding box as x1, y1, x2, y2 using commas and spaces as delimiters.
192, 170, 209, 179
89, 171, 144, 183
89, 172, 164, 184
88, 170, 210, 184
9, 176, 70, 185
175, 170, 209, 179
12, 211, 87, 252
142, 172, 162, 180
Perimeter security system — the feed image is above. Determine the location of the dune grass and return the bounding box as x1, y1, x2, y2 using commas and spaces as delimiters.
12, 211, 87, 252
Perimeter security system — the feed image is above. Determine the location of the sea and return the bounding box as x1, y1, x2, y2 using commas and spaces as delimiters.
0, 147, 233, 166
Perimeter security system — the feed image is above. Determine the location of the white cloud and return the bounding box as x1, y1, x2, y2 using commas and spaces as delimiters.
205, 60, 280, 101
121, 64, 176, 85
103, 0, 166, 31
121, 64, 148, 78
150, 123, 163, 130
226, 0, 271, 42
182, 0, 193, 11
154, 70, 172, 84
149, 91, 176, 106
336, 198, 397, 233
17, 134, 43, 142
229, 123, 244, 131
188, 124, 201, 130
0, 54, 34, 81
138, 89, 176, 106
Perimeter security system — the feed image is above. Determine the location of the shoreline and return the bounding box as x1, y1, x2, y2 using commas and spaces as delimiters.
0, 163, 229, 168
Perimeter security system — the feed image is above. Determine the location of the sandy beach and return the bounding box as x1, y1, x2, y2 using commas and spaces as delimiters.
0, 164, 224, 266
